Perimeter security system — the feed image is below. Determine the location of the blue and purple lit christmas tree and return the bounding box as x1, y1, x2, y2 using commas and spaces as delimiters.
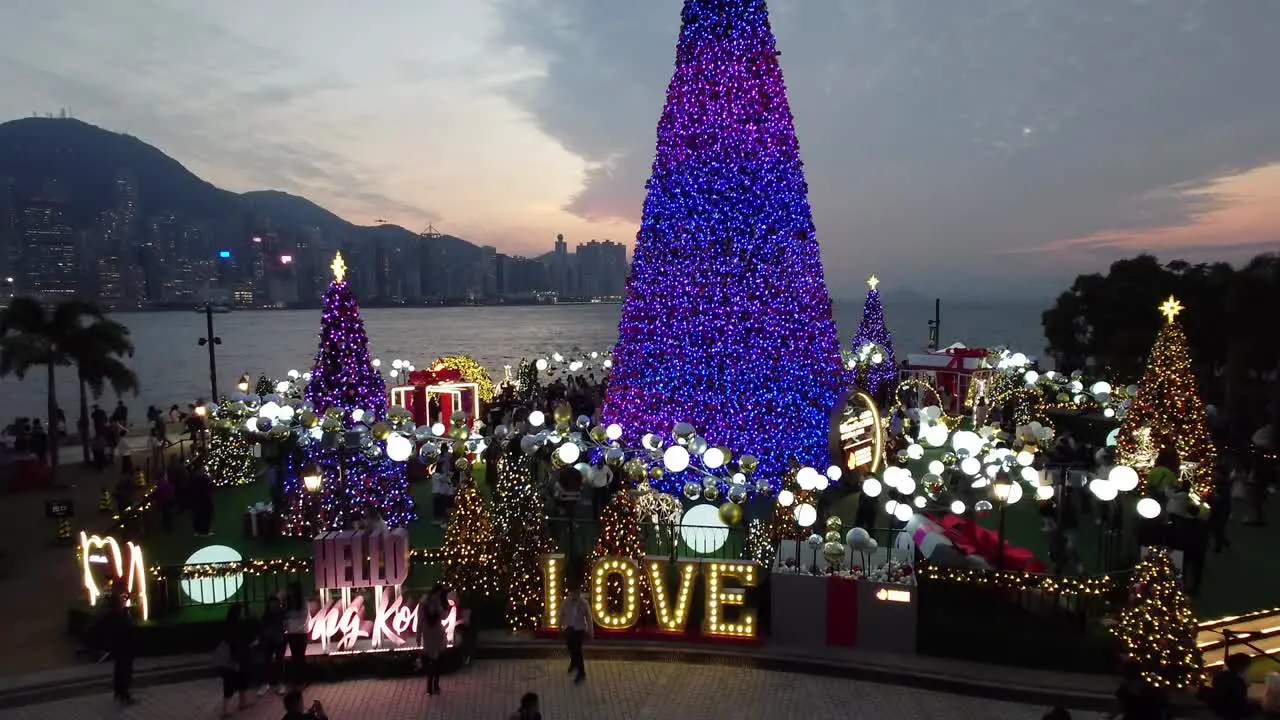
288, 252, 414, 533
602, 0, 846, 494
850, 275, 897, 398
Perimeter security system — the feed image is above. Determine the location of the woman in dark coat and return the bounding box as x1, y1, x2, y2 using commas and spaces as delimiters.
217, 604, 255, 717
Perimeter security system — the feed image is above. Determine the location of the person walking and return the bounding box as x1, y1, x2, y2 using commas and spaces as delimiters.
103, 584, 137, 705
560, 585, 593, 684
417, 586, 446, 696
215, 604, 254, 717
258, 596, 287, 697
282, 584, 310, 689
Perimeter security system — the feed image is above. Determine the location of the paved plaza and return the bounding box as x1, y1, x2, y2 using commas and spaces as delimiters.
6, 658, 1104, 719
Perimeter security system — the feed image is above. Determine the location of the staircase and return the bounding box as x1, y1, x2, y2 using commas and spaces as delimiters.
1198, 608, 1280, 669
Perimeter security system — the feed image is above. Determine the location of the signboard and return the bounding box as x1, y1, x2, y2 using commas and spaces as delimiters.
542, 555, 759, 640
78, 532, 149, 620
829, 389, 884, 474
46, 499, 74, 519
308, 529, 460, 655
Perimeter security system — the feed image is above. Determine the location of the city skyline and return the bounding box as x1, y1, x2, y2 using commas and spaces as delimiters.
1, 1, 1279, 297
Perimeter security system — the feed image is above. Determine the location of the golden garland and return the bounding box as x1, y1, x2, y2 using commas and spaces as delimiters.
432, 355, 496, 403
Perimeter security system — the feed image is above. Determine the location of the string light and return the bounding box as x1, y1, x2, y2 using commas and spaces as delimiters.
648, 560, 698, 633
850, 275, 896, 396
441, 480, 500, 598
918, 564, 1115, 596
200, 425, 255, 487
591, 557, 642, 629
589, 492, 651, 618
541, 556, 565, 630
156, 547, 447, 580
430, 355, 496, 404
704, 560, 757, 638
744, 518, 773, 567
1111, 548, 1205, 689
1115, 296, 1217, 496
600, 0, 845, 495
493, 442, 554, 631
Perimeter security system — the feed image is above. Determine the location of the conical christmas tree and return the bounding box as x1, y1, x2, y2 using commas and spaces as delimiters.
442, 479, 501, 599
1115, 297, 1217, 496
850, 275, 897, 398
1112, 548, 1204, 689
494, 443, 554, 631
288, 252, 415, 532
601, 0, 846, 495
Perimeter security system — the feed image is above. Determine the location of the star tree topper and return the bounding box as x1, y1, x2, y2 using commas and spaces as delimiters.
867, 275, 880, 291
1159, 296, 1183, 323
331, 252, 347, 283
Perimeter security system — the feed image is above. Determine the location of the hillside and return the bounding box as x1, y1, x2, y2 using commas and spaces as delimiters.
0, 117, 475, 252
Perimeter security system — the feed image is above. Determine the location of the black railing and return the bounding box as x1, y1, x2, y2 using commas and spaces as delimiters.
1220, 628, 1280, 668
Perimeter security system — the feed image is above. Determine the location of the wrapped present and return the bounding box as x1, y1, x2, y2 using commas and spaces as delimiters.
244, 502, 276, 539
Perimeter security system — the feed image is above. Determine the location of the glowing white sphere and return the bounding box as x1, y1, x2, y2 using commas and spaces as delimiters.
826, 465, 843, 481
793, 503, 818, 528
960, 457, 981, 476
927, 460, 946, 475
1024, 370, 1039, 385
1035, 485, 1055, 501
912, 496, 927, 509
274, 381, 292, 394
288, 369, 301, 378
557, 443, 581, 464
277, 405, 295, 423
385, 433, 413, 462
893, 503, 913, 522
431, 422, 446, 436
906, 443, 925, 460
181, 545, 244, 604
861, 477, 883, 498
244, 417, 259, 433
897, 476, 917, 495
392, 359, 404, 369
949, 500, 966, 514
777, 489, 795, 507
1020, 466, 1040, 484
1104, 408, 1116, 418
527, 411, 545, 427
1136, 497, 1162, 519
1106, 428, 1120, 447
796, 466, 822, 491
535, 358, 549, 371
702, 447, 725, 469
883, 466, 907, 490
1109, 465, 1140, 493
605, 423, 623, 441
923, 424, 949, 448
951, 431, 984, 456
1005, 481, 1024, 505
1091, 381, 1112, 395
662, 445, 691, 473
1015, 451, 1034, 467
680, 504, 729, 553
1010, 352, 1029, 366
1089, 478, 1118, 502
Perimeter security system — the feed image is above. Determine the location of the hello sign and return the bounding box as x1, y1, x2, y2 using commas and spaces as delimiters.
542, 555, 758, 640
309, 529, 458, 654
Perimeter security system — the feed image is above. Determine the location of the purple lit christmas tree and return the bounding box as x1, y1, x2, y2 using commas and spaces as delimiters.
850, 275, 897, 398
288, 252, 414, 532
602, 0, 846, 494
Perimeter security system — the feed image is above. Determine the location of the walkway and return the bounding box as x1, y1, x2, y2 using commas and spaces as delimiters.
2, 658, 1103, 719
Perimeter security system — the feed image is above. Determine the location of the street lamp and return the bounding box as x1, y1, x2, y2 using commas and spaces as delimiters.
237, 374, 251, 394
197, 305, 223, 401
302, 464, 323, 493
991, 472, 1013, 571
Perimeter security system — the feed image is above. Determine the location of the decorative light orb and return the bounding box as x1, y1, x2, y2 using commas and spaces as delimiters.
1015, 451, 1034, 467
923, 424, 949, 448
288, 369, 301, 378
535, 358, 549, 371
385, 433, 413, 462
893, 503, 913, 523
883, 466, 906, 490
527, 411, 545, 428
959, 457, 981, 476
912, 496, 927, 509
777, 489, 795, 507
796, 466, 822, 491
927, 460, 945, 475
431, 422, 446, 436
897, 476, 916, 495
826, 465, 842, 481
557, 443, 581, 464
1136, 497, 1161, 519
949, 500, 966, 514
1091, 381, 1112, 395
1010, 352, 1029, 366
1005, 481, 1024, 505
906, 443, 924, 460
1106, 428, 1120, 447
244, 417, 259, 433
885, 499, 898, 515
951, 431, 984, 456
1020, 466, 1040, 484
1035, 485, 1055, 501
663, 445, 691, 473
351, 409, 366, 423
793, 503, 817, 528
861, 477, 882, 498
605, 423, 623, 441
1103, 408, 1116, 418
679, 504, 729, 554
1089, 478, 1118, 502
702, 447, 726, 469
569, 360, 584, 372
1109, 465, 1140, 493
181, 545, 244, 604
274, 381, 292, 394
1024, 370, 1039, 385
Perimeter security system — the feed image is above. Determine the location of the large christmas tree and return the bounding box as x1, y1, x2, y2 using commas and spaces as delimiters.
1115, 297, 1217, 496
850, 275, 897, 398
290, 252, 415, 531
494, 441, 554, 631
600, 0, 846, 494
1112, 548, 1204, 689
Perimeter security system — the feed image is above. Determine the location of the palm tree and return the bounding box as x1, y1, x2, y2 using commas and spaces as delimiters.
67, 318, 139, 464
0, 297, 136, 479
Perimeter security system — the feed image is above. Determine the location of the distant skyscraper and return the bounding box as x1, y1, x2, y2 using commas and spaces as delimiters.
20, 200, 79, 300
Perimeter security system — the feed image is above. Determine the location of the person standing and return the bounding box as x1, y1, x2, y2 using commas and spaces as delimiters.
103, 585, 137, 705
417, 586, 446, 696
510, 692, 542, 720
560, 585, 593, 684
258, 596, 286, 697
216, 604, 254, 717
282, 584, 310, 689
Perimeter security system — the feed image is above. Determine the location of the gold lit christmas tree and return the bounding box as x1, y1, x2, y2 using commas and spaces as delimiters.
442, 478, 500, 598
767, 462, 812, 543
1115, 296, 1217, 495
1111, 548, 1204, 689
494, 444, 554, 631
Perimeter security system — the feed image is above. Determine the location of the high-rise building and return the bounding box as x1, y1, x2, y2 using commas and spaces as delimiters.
574, 239, 628, 298
20, 200, 79, 300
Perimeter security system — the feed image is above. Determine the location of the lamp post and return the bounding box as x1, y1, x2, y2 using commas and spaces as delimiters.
237, 373, 251, 395
992, 473, 1013, 571
197, 304, 222, 402
302, 464, 323, 493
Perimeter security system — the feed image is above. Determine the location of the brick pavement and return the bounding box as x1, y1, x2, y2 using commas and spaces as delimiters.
5, 658, 1105, 720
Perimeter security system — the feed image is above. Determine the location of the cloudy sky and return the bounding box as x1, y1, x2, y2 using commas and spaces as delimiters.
1, 0, 1278, 298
